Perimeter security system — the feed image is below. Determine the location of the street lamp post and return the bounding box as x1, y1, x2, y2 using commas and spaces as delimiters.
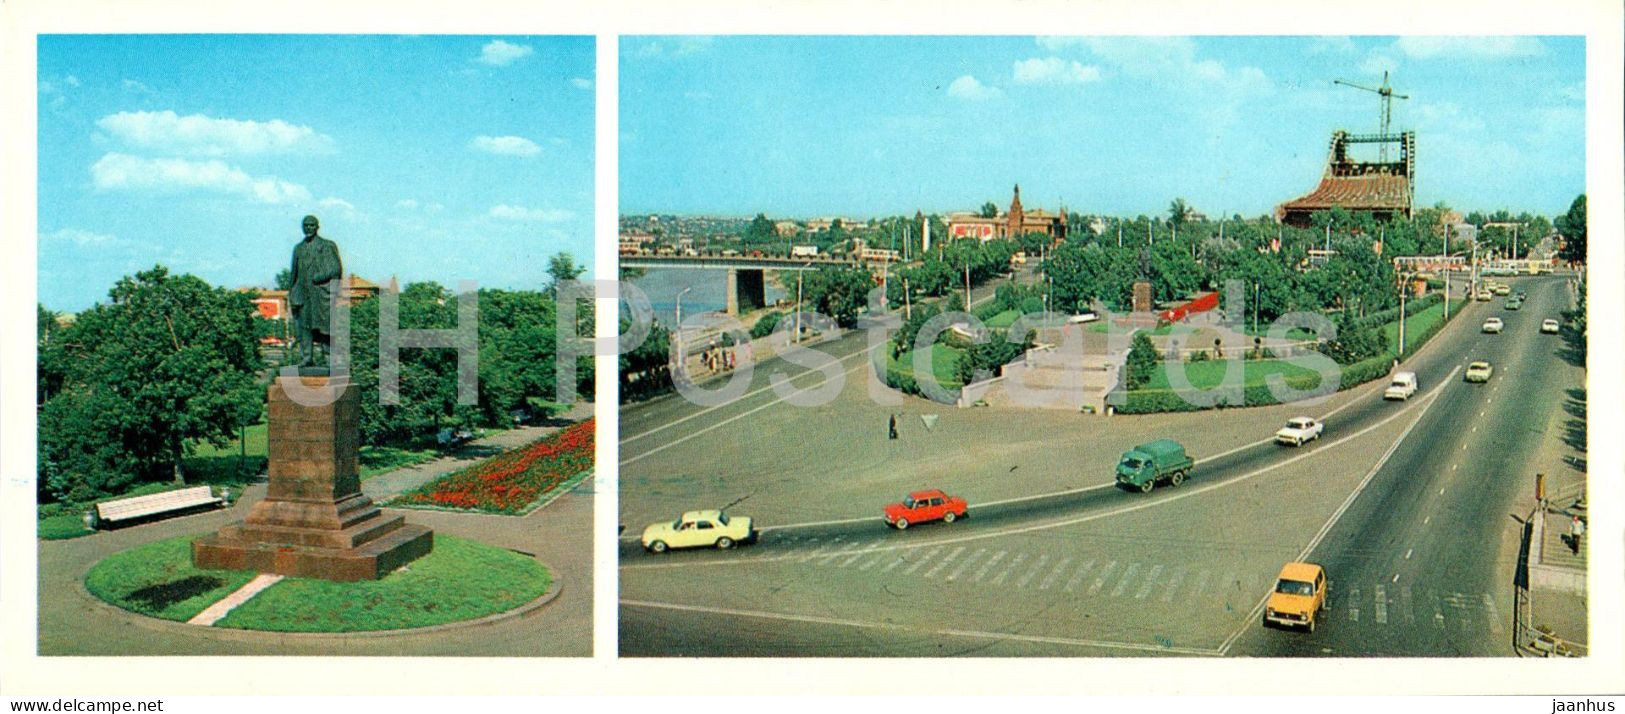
675, 286, 692, 369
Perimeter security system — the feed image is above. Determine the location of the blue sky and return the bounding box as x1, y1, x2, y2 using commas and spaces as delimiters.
620, 36, 1584, 221
39, 35, 595, 312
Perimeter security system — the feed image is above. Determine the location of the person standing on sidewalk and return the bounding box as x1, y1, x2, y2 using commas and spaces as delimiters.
1570, 515, 1585, 555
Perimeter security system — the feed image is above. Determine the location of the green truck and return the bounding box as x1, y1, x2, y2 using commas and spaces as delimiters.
1114, 439, 1195, 493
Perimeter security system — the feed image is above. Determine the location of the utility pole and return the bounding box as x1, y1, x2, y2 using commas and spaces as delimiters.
903, 275, 912, 320
675, 286, 692, 366
1443, 224, 1450, 320
1397, 276, 1408, 357
794, 269, 804, 344
964, 263, 971, 312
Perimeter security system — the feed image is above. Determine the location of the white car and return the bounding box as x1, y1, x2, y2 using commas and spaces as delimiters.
1275, 417, 1325, 446
1384, 372, 1418, 401
1464, 361, 1494, 383
1482, 317, 1504, 334
1542, 319, 1560, 334
641, 510, 758, 553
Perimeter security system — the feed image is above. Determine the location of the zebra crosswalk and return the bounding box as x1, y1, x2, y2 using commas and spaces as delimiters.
753, 534, 1511, 633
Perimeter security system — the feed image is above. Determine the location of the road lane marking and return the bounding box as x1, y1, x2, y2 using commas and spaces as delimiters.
621, 600, 1223, 655
1405, 548, 1413, 559
1087, 561, 1118, 595
1401, 586, 1415, 624
624, 373, 1459, 574
620, 342, 883, 466
1375, 585, 1388, 624
1016, 555, 1049, 588
990, 553, 1026, 585
1424, 516, 1430, 525
946, 548, 987, 582
1063, 560, 1096, 593
923, 546, 966, 578
973, 550, 1007, 582
801, 536, 843, 563
1160, 569, 1185, 603
1218, 371, 1455, 654
1135, 565, 1164, 600
857, 552, 887, 571
1039, 557, 1073, 590
1452, 464, 1458, 471
1392, 573, 1400, 583
1484, 594, 1504, 635
1110, 563, 1141, 598
837, 542, 874, 567
619, 337, 873, 446
1349, 585, 1360, 622
902, 547, 942, 576
1432, 593, 1445, 628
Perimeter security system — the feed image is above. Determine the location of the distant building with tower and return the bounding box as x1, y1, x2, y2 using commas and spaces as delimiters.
947, 184, 1067, 243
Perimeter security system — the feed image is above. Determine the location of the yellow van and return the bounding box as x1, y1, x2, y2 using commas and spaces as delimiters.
1264, 562, 1328, 632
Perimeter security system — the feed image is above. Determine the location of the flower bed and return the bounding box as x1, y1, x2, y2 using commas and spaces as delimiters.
394, 419, 594, 514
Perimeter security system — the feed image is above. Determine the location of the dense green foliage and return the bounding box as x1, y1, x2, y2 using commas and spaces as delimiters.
38, 268, 264, 503
1125, 332, 1158, 390
1555, 194, 1586, 265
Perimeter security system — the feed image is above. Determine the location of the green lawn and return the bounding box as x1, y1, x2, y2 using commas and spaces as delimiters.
215, 535, 550, 632
359, 443, 442, 480
38, 513, 94, 540
1383, 298, 1468, 355
1140, 358, 1325, 391
889, 343, 965, 390
84, 534, 260, 622
984, 309, 1022, 329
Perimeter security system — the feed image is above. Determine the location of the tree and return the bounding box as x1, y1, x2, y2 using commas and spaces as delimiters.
800, 267, 873, 328
980, 201, 999, 219
1168, 198, 1192, 227
1125, 331, 1158, 390
546, 251, 586, 288
274, 269, 294, 291
1555, 194, 1586, 265
744, 213, 776, 244
38, 266, 263, 502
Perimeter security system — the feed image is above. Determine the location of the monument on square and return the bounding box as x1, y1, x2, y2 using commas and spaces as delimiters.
193, 215, 433, 582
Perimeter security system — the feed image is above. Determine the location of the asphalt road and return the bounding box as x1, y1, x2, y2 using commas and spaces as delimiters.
620, 273, 1577, 657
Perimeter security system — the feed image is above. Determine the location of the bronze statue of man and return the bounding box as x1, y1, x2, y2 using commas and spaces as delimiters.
289, 214, 343, 367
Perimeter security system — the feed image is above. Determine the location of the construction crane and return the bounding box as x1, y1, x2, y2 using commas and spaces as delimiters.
1334, 70, 1409, 162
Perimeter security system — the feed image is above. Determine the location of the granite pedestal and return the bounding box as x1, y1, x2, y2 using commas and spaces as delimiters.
193, 374, 433, 581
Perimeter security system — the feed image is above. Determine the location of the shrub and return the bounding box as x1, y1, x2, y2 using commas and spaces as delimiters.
750, 312, 783, 339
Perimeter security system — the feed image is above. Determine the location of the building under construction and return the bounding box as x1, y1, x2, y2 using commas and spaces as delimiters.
1276, 129, 1416, 227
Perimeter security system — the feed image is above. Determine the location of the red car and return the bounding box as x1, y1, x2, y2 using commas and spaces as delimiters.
883, 489, 968, 530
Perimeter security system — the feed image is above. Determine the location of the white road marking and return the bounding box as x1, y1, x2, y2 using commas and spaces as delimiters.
1016, 554, 1049, 588
1160, 569, 1186, 603
1218, 372, 1455, 654
626, 372, 1459, 575
1392, 573, 1400, 584
837, 543, 873, 567
880, 553, 907, 573
1405, 548, 1413, 559
1134, 565, 1164, 600
1401, 586, 1416, 624
1424, 516, 1431, 525
1039, 556, 1073, 590
1349, 585, 1361, 622
1432, 593, 1445, 628
1111, 563, 1142, 598
1484, 593, 1504, 635
973, 550, 1007, 582
1087, 561, 1119, 596
620, 339, 874, 446
922, 546, 966, 579
801, 536, 843, 563
990, 553, 1026, 585
1439, 488, 1445, 495
902, 547, 942, 576
1375, 585, 1388, 624
620, 343, 883, 466
1063, 560, 1096, 593
622, 600, 1222, 656
857, 552, 887, 571
945, 548, 987, 582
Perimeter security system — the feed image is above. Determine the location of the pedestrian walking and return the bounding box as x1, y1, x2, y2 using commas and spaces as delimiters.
1570, 515, 1585, 555
888, 414, 898, 440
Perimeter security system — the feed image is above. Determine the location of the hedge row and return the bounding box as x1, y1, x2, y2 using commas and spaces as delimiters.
1352, 292, 1442, 331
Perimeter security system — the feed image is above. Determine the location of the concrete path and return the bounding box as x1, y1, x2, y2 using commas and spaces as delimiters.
362, 402, 594, 501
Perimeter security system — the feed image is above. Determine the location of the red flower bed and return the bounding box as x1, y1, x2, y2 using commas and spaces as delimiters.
396, 419, 594, 514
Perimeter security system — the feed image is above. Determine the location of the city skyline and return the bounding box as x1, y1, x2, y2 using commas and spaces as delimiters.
38, 35, 595, 312
620, 36, 1584, 222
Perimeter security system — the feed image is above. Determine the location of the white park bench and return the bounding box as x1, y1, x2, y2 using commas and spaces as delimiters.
93, 485, 223, 528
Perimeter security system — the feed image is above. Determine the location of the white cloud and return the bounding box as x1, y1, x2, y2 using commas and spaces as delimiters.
1035, 37, 1089, 52
96, 110, 334, 157
488, 204, 573, 222
570, 77, 593, 90
396, 199, 420, 209
947, 75, 1001, 101
43, 228, 118, 247
470, 135, 541, 158
318, 197, 356, 212
1012, 57, 1101, 85
1394, 36, 1544, 60
1309, 36, 1357, 55
121, 79, 152, 94
91, 152, 312, 204
1358, 51, 1401, 76
65, 75, 80, 87
478, 39, 533, 66
637, 36, 714, 59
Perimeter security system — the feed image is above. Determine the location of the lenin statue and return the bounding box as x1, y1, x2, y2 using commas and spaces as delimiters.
289, 214, 343, 367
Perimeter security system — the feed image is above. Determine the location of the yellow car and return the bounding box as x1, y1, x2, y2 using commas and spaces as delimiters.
641, 509, 758, 553
1264, 562, 1328, 632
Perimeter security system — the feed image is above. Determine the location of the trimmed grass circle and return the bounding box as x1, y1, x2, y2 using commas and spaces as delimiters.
85, 533, 551, 633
